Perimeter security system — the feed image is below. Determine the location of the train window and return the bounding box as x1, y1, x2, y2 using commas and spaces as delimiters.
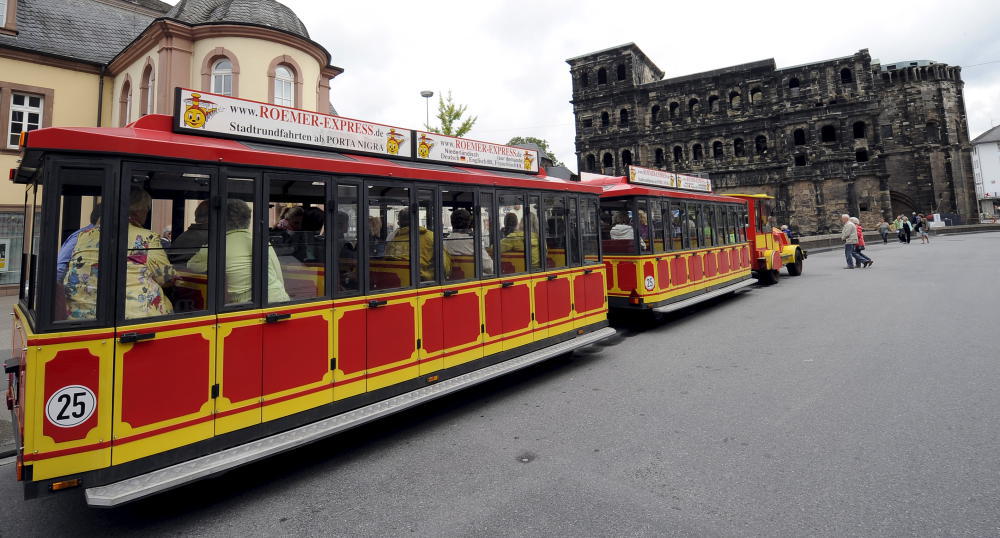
543, 194, 568, 269
22, 182, 43, 314
701, 204, 715, 247
479, 192, 496, 276
651, 198, 666, 253
600, 199, 636, 254
567, 197, 582, 266
442, 189, 475, 282
369, 185, 411, 291
740, 208, 748, 242
667, 201, 682, 250
123, 171, 212, 320
54, 170, 105, 322
334, 184, 360, 295
217, 177, 262, 308
267, 177, 326, 303
715, 205, 728, 245
417, 188, 440, 284
527, 195, 541, 271
581, 198, 601, 263
687, 204, 701, 248
498, 193, 526, 275
635, 198, 651, 253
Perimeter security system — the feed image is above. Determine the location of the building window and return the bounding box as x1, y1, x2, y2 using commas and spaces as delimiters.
582, 118, 592, 128
813, 183, 824, 205
794, 154, 807, 166
729, 91, 741, 109
654, 148, 664, 166
755, 135, 768, 155
273, 65, 295, 107
140, 62, 155, 115
712, 141, 724, 159
600, 111, 609, 127
689, 98, 700, 116
669, 102, 679, 118
926, 122, 940, 143
708, 95, 719, 112
602, 152, 613, 169
616, 64, 627, 81
118, 78, 132, 127
673, 146, 683, 163
852, 121, 867, 139
692, 144, 703, 161
580, 72, 589, 87
212, 59, 233, 96
0, 0, 8, 28
586, 154, 597, 171
621, 149, 632, 167
651, 105, 660, 123
840, 68, 854, 83
7, 92, 42, 148
881, 125, 893, 138
793, 129, 806, 145
733, 138, 745, 157
619, 108, 629, 126
821, 125, 837, 143
750, 87, 763, 104
855, 149, 869, 162
789, 77, 800, 90
597, 67, 607, 84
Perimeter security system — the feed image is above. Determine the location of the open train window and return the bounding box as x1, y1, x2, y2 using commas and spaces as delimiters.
600, 198, 638, 254
368, 184, 412, 292
581, 197, 601, 264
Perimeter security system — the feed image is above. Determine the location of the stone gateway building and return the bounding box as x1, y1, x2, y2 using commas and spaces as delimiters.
567, 44, 978, 234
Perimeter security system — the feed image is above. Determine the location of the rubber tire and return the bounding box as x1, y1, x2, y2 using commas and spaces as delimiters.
786, 250, 803, 276
758, 268, 780, 286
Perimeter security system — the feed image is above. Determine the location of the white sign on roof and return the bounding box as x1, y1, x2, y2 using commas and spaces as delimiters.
628, 165, 712, 192
174, 88, 412, 158
414, 131, 539, 173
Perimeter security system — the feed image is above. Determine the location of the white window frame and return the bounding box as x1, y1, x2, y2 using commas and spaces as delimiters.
274, 65, 294, 107
211, 59, 233, 96
145, 69, 155, 115
0, 0, 7, 26
7, 91, 43, 149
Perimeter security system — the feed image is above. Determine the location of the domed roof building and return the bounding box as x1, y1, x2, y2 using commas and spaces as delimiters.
166, 0, 311, 38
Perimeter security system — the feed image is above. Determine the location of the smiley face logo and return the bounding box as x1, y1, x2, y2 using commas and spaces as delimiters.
386, 129, 406, 155
185, 108, 207, 128
181, 93, 219, 129
417, 134, 434, 158
523, 151, 534, 171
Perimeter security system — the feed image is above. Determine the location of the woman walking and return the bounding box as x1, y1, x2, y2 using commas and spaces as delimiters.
878, 219, 890, 244
851, 217, 873, 267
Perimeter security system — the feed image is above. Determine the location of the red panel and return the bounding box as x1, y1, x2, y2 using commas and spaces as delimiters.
688, 255, 704, 281
547, 277, 571, 322
617, 261, 637, 292
484, 288, 504, 337
717, 251, 729, 274
121, 334, 210, 429
670, 257, 687, 286
337, 309, 366, 375
421, 298, 445, 353
741, 246, 750, 267
657, 259, 670, 289
729, 249, 739, 270
263, 315, 329, 395
704, 252, 717, 277
222, 324, 262, 403
367, 303, 415, 369
642, 262, 655, 292
534, 281, 550, 324
443, 293, 480, 349
43, 349, 100, 443
603, 261, 614, 290
501, 284, 531, 334
584, 271, 606, 312
573, 275, 587, 314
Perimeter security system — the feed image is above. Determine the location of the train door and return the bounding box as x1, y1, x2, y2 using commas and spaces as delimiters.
111, 163, 217, 465
492, 191, 533, 352
536, 193, 573, 339
331, 182, 366, 400
573, 197, 606, 328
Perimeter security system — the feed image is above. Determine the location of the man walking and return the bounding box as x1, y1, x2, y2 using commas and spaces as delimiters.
902, 215, 912, 244
840, 214, 859, 269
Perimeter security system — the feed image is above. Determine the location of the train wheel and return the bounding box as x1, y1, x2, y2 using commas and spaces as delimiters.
786, 250, 804, 276
758, 268, 780, 285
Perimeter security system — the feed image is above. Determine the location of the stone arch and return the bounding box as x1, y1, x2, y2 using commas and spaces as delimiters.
201, 47, 241, 96
268, 55, 304, 107
118, 73, 133, 127
139, 57, 156, 116
602, 152, 614, 169
890, 190, 917, 215
597, 67, 608, 84
585, 154, 597, 171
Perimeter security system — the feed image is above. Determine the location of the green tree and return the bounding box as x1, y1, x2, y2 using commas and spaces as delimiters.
506, 136, 564, 167
426, 90, 477, 138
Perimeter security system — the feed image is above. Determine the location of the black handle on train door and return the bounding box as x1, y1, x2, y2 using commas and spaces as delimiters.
119, 332, 155, 344
442, 289, 459, 297
368, 299, 389, 308
583, 269, 594, 274
265, 312, 292, 324
546, 275, 558, 281
501, 281, 515, 288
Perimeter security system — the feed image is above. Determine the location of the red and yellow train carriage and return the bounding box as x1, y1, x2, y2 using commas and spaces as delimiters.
726, 193, 806, 285
4, 89, 614, 505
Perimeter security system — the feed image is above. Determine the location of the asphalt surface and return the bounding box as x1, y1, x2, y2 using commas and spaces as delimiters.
2, 232, 999, 537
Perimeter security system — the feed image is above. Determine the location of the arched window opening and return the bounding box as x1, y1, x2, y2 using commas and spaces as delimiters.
708, 95, 720, 112
754, 135, 768, 155
597, 68, 608, 84
840, 68, 854, 83
274, 65, 295, 107
793, 129, 806, 145
712, 141, 724, 159
602, 152, 614, 169
119, 78, 132, 127
750, 87, 763, 104
688, 98, 700, 115
789, 77, 801, 97
621, 150, 633, 167
586, 154, 597, 171
651, 105, 660, 123
855, 149, 869, 162
821, 125, 837, 143
925, 122, 941, 143
733, 138, 745, 157
619, 108, 629, 126
729, 91, 741, 108
853, 121, 867, 139
581, 72, 589, 87
140, 63, 155, 116
212, 58, 233, 96
616, 64, 627, 81
692, 144, 703, 161
654, 148, 664, 166
794, 154, 807, 166
601, 111, 610, 127
669, 102, 679, 118
673, 146, 683, 163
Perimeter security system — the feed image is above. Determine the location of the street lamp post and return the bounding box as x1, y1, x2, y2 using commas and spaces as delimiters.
420, 90, 433, 129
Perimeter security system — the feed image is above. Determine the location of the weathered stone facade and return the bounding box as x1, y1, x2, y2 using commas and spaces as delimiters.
567, 44, 978, 234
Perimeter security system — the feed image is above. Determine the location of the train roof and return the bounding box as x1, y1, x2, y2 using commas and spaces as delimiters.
579, 174, 746, 203
18, 115, 601, 194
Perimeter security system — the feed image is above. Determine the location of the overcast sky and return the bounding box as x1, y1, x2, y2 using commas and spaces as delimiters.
183, 0, 1000, 171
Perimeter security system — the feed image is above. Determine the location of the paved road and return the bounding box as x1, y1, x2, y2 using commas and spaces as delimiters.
2, 233, 999, 536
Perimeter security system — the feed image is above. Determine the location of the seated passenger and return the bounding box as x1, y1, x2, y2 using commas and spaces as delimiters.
56, 203, 101, 282
293, 206, 326, 263
610, 212, 634, 240
386, 208, 451, 281
169, 200, 209, 264
65, 188, 176, 320
499, 212, 540, 268
444, 208, 493, 274
501, 212, 518, 238
188, 199, 289, 304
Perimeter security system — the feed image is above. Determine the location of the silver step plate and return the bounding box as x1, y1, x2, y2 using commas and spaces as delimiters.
652, 279, 754, 314
85, 326, 616, 507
